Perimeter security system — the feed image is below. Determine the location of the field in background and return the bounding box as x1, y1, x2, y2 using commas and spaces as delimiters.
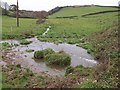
2, 16, 48, 39
2, 6, 118, 41
38, 6, 118, 44
49, 6, 118, 17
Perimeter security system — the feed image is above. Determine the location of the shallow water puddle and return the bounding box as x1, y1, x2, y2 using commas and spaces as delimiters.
1, 37, 97, 76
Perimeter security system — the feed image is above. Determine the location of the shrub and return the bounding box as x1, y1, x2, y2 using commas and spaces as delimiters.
20, 39, 32, 45
42, 48, 55, 56
34, 48, 55, 59
45, 51, 71, 66
34, 51, 44, 59
65, 66, 74, 76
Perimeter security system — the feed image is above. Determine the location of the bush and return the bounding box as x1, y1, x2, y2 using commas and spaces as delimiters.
65, 66, 74, 76
20, 39, 32, 45
34, 51, 44, 59
45, 51, 71, 66
42, 48, 55, 56
34, 48, 55, 59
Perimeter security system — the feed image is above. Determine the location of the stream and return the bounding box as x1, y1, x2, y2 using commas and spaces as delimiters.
1, 26, 97, 76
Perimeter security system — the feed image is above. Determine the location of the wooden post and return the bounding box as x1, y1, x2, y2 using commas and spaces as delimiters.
16, 0, 19, 27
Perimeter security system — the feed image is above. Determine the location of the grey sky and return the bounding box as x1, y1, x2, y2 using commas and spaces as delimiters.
2, 0, 120, 11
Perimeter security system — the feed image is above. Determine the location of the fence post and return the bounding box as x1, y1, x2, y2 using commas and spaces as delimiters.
16, 0, 19, 27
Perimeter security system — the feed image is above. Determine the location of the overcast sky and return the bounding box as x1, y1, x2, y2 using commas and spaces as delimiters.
1, 0, 120, 11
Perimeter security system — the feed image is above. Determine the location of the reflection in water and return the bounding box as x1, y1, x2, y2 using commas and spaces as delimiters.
0, 37, 97, 76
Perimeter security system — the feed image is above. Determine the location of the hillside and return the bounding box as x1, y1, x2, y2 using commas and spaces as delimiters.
49, 6, 118, 17
38, 6, 118, 44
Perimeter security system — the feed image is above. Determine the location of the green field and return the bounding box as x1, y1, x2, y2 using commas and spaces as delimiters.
49, 6, 117, 18
2, 16, 48, 39
2, 6, 118, 41
38, 6, 118, 44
